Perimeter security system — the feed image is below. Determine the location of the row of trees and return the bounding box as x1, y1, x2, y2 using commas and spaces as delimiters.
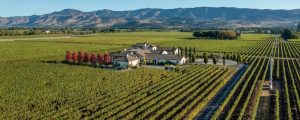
176, 46, 243, 64
0, 29, 71, 36
193, 30, 241, 40
0, 28, 97, 36
0, 28, 175, 36
297, 23, 300, 32
65, 51, 111, 67
203, 52, 242, 65
176, 47, 196, 62
281, 29, 299, 40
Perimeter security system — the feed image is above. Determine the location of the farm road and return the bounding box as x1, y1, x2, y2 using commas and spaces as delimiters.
195, 64, 248, 120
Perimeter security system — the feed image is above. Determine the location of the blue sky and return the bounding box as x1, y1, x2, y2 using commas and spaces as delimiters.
0, 0, 300, 17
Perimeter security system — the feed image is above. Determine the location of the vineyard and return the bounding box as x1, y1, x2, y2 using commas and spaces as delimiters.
0, 64, 235, 119
1, 32, 300, 119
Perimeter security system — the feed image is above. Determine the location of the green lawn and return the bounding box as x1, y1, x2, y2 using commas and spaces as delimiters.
240, 34, 272, 41
0, 41, 126, 63
26, 32, 258, 53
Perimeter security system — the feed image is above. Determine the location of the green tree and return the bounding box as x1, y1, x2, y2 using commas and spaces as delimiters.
297, 23, 300, 32
185, 47, 188, 58
180, 47, 183, 56
172, 46, 175, 55
188, 47, 192, 61
203, 52, 208, 64
223, 53, 226, 65
212, 56, 217, 65
281, 29, 298, 40
193, 47, 196, 55
192, 54, 195, 62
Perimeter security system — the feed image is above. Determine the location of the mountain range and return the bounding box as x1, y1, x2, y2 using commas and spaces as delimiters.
1, 7, 300, 28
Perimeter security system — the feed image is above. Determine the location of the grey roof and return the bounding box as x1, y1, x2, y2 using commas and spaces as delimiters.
146, 53, 184, 60
110, 52, 128, 57
134, 49, 152, 57
113, 55, 138, 62
134, 42, 157, 49
151, 50, 162, 54
113, 57, 127, 62
127, 55, 139, 61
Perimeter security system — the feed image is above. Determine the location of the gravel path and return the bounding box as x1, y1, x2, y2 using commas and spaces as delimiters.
195, 64, 248, 120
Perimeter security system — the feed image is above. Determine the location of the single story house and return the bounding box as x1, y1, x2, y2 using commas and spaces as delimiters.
110, 42, 186, 68
145, 53, 186, 65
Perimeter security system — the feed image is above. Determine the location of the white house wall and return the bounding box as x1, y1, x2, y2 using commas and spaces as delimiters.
161, 51, 168, 54
129, 60, 139, 66
174, 48, 179, 55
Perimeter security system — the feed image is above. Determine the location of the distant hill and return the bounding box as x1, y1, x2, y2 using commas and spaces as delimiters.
1, 7, 300, 28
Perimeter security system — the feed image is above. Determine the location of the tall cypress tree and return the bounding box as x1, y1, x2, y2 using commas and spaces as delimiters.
223, 53, 226, 65
172, 46, 175, 55
192, 54, 195, 62
193, 47, 196, 54
212, 56, 217, 65
204, 52, 208, 64
185, 47, 188, 58
180, 47, 183, 56
189, 47, 192, 60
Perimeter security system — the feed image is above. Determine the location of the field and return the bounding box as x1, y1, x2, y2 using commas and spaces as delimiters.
1, 32, 300, 119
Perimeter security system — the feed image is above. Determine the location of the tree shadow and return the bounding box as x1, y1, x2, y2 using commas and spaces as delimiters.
177, 37, 198, 40
40, 60, 116, 69
40, 60, 60, 64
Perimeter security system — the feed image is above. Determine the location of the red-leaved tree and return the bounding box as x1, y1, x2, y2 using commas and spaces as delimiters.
72, 52, 78, 63
97, 54, 103, 65
90, 54, 97, 66
66, 51, 72, 63
78, 51, 84, 64
103, 51, 111, 66
83, 52, 90, 64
